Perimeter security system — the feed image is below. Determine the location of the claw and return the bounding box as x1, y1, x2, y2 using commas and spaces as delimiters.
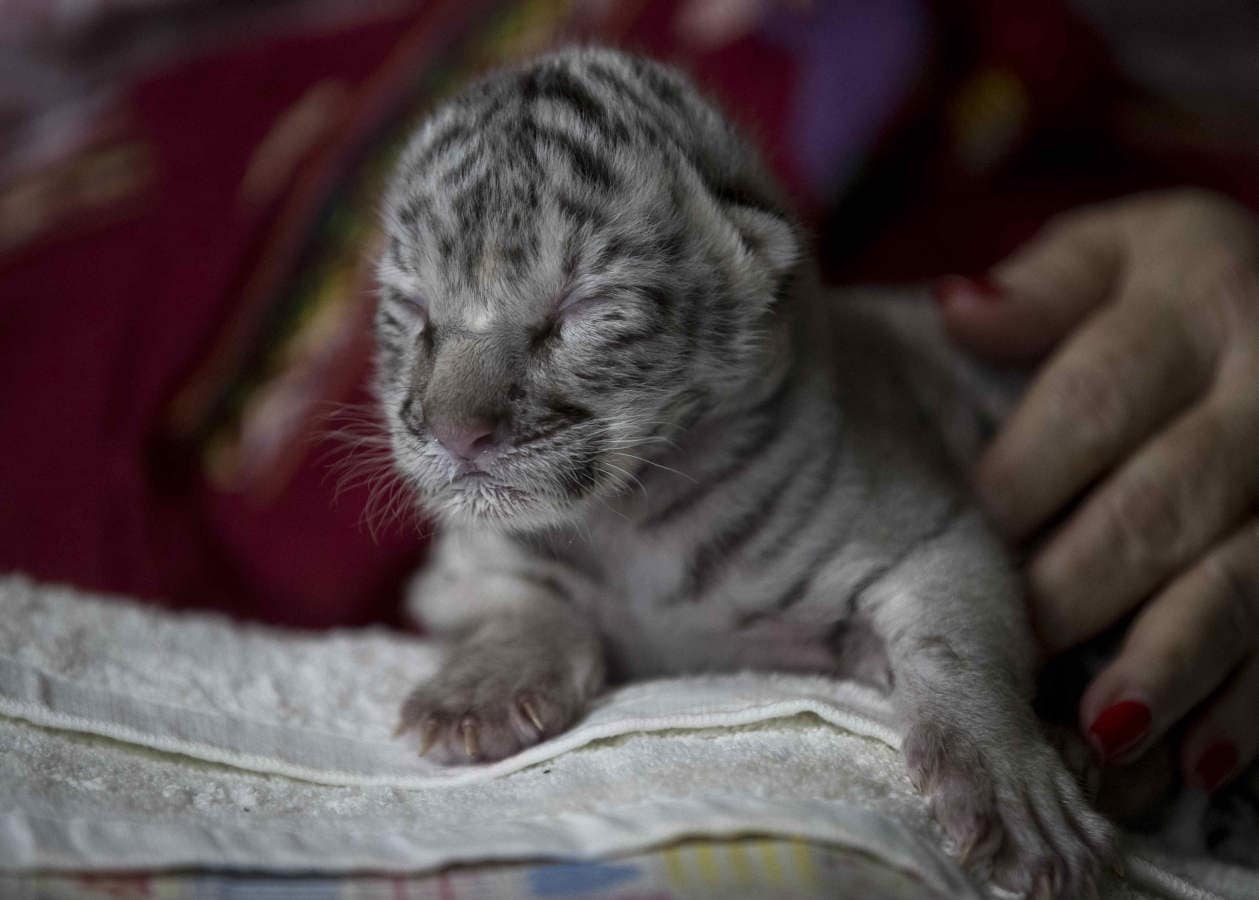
519, 697, 545, 733
418, 719, 438, 757
392, 719, 407, 739
460, 716, 480, 760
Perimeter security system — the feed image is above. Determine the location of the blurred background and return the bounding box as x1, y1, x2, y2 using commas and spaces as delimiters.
2, 0, 1258, 629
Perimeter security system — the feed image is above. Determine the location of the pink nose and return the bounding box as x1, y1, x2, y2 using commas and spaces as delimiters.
430, 417, 501, 462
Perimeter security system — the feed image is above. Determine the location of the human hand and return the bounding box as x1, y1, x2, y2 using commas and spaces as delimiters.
936, 189, 1259, 792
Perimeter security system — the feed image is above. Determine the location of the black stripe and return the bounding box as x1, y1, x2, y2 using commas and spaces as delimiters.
514, 570, 575, 604
514, 418, 567, 447
597, 296, 668, 347
561, 236, 581, 279
586, 58, 684, 126
378, 310, 407, 333
629, 57, 688, 113
525, 67, 608, 127
847, 500, 965, 618
544, 400, 593, 427
673, 448, 806, 604
413, 122, 470, 171
474, 89, 509, 130
511, 130, 542, 176
538, 125, 617, 191
763, 498, 966, 627
591, 235, 628, 272
382, 238, 405, 271
773, 266, 798, 306
640, 375, 794, 528
517, 399, 594, 446
753, 435, 843, 564
503, 242, 529, 272
742, 527, 851, 625
768, 574, 812, 615
378, 284, 406, 305
399, 396, 422, 437
845, 564, 894, 612
518, 531, 605, 584
460, 231, 485, 282
440, 145, 484, 186
556, 191, 607, 229
568, 61, 699, 171
707, 178, 786, 220
737, 472, 887, 627
585, 61, 648, 109
578, 283, 670, 316
637, 285, 672, 312
456, 174, 492, 231
607, 235, 665, 269
598, 325, 664, 353
398, 196, 432, 228
375, 342, 403, 376
606, 302, 667, 335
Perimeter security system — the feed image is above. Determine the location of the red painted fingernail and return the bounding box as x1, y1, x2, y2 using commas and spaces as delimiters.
1088, 700, 1151, 760
1194, 740, 1239, 792
931, 274, 1004, 307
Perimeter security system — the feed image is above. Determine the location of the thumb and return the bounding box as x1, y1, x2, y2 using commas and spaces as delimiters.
935, 209, 1123, 364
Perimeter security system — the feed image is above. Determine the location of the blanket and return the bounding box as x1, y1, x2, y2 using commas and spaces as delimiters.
0, 574, 1253, 898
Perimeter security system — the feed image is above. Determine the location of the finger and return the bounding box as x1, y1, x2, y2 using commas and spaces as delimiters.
1028, 368, 1259, 652
937, 208, 1121, 363
1029, 385, 1259, 654
1078, 520, 1259, 762
1183, 652, 1259, 793
975, 299, 1212, 541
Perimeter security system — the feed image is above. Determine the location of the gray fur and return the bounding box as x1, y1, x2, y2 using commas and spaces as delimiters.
374, 47, 1114, 896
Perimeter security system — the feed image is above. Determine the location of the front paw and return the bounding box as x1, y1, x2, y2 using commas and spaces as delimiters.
396, 637, 596, 765
904, 720, 1118, 897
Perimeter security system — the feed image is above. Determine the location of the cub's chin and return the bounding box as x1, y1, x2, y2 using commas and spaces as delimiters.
423, 476, 591, 533
411, 437, 635, 531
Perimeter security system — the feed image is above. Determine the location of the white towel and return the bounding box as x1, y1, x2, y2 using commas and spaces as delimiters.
0, 574, 1252, 899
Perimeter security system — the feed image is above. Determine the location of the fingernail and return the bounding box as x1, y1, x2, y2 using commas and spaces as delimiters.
1088, 700, 1151, 760
931, 274, 1004, 308
1194, 740, 1239, 792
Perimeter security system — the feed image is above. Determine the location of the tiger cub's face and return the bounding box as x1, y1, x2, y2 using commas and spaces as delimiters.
375, 48, 800, 529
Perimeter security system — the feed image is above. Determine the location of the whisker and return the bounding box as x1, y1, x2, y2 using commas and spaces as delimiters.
609, 450, 696, 483
598, 460, 647, 498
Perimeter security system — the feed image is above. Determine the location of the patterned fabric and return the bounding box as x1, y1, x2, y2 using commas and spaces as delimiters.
1, 839, 942, 899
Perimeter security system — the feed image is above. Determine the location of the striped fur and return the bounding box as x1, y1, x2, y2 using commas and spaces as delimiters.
376, 48, 1113, 895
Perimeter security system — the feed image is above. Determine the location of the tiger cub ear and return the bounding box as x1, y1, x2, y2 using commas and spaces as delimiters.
722, 203, 801, 294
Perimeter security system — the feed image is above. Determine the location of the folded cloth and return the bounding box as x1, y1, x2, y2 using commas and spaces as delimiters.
0, 575, 1252, 899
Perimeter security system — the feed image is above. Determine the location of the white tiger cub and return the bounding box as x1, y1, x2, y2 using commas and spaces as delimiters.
373, 46, 1115, 896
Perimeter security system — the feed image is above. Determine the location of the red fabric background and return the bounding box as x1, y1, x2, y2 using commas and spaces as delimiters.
0, 11, 430, 626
